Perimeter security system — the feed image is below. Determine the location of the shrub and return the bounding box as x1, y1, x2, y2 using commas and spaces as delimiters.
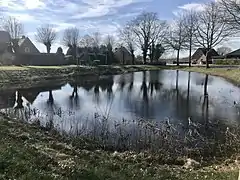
214, 59, 240, 65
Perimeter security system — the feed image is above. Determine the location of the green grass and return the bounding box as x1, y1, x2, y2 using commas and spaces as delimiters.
0, 115, 239, 180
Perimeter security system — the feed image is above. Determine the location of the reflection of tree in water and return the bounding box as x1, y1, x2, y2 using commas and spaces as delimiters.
148, 70, 162, 96
176, 70, 179, 114
118, 74, 126, 92
47, 90, 54, 105
46, 90, 55, 131
69, 84, 80, 110
128, 72, 134, 92
140, 71, 150, 118
202, 74, 209, 129
98, 76, 114, 101
93, 84, 100, 104
13, 91, 25, 120
186, 72, 191, 118
15, 91, 24, 109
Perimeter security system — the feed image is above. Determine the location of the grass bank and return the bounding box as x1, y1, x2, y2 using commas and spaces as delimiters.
181, 67, 240, 86
0, 65, 169, 89
0, 64, 239, 84
0, 115, 238, 180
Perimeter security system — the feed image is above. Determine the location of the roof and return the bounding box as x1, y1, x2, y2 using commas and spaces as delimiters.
114, 46, 131, 55
226, 48, 240, 56
12, 36, 27, 47
192, 48, 219, 60
0, 31, 11, 43
12, 36, 40, 53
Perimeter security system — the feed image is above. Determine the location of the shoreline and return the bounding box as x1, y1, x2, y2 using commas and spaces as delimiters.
0, 65, 239, 89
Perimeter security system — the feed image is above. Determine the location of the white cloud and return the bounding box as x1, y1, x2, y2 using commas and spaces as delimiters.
178, 3, 205, 12
4, 12, 37, 22
22, 0, 45, 9
51, 23, 76, 32
1, 0, 151, 54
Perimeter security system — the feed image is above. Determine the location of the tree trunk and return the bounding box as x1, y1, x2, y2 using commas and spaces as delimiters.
188, 38, 192, 67
131, 51, 135, 65
206, 49, 210, 69
143, 50, 147, 64
46, 45, 51, 53
176, 49, 180, 66
150, 45, 153, 63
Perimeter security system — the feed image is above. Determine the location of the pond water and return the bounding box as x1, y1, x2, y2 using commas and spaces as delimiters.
1, 70, 240, 151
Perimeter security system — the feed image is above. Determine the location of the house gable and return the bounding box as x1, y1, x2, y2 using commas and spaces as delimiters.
226, 48, 240, 58
192, 48, 219, 61
114, 46, 132, 64
17, 37, 40, 54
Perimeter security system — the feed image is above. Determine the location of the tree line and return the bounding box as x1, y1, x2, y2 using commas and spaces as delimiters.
0, 0, 239, 68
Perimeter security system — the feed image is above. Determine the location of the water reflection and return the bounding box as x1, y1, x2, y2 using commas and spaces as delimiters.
0, 70, 240, 151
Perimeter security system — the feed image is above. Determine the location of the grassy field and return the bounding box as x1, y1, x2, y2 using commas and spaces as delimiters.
0, 115, 238, 180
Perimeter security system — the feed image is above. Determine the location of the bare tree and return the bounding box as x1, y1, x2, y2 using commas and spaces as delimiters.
217, 46, 232, 56
195, 2, 235, 68
1, 16, 24, 39
164, 15, 188, 66
62, 27, 80, 47
119, 24, 136, 64
62, 27, 80, 59
104, 34, 115, 49
104, 35, 116, 64
35, 24, 57, 53
219, 0, 240, 29
91, 32, 102, 48
80, 34, 94, 48
182, 10, 198, 67
129, 12, 167, 64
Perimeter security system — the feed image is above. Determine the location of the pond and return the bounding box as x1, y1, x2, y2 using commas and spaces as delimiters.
1, 70, 240, 152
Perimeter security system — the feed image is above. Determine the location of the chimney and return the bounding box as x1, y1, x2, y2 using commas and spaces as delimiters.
22, 35, 26, 39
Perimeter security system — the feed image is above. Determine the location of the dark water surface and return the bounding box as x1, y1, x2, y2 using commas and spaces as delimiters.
1, 70, 240, 150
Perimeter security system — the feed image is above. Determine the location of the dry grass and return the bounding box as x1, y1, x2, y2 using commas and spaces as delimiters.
0, 115, 239, 180
0, 64, 239, 86
182, 67, 240, 85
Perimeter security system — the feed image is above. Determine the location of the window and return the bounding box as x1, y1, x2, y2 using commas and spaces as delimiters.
25, 47, 30, 53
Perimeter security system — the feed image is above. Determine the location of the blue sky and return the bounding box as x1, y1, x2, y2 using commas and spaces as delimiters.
1, 0, 239, 56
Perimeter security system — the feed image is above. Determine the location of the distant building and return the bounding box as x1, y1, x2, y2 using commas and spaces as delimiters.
114, 46, 132, 64
191, 48, 219, 64
225, 48, 240, 59
12, 36, 40, 54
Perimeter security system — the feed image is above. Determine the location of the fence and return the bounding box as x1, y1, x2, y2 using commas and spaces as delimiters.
13, 53, 67, 66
